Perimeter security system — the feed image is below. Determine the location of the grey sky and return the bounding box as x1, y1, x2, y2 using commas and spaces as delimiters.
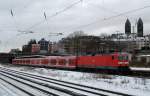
0, 0, 150, 52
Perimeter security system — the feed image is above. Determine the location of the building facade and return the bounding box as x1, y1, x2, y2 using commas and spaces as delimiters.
31, 44, 40, 53
38, 38, 49, 51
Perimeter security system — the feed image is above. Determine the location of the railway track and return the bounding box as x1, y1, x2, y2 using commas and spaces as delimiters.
4, 63, 150, 78
0, 67, 133, 96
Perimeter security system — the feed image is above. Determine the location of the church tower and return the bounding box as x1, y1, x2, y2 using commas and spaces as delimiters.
125, 18, 131, 36
137, 18, 143, 37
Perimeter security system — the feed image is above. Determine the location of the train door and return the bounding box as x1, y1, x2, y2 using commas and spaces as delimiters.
68, 57, 76, 69
111, 55, 118, 66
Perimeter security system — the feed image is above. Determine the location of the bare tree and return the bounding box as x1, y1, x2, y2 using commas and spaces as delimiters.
100, 32, 108, 38
68, 30, 87, 38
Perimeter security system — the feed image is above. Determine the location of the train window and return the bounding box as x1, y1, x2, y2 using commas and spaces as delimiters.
24, 60, 26, 64
63, 59, 67, 64
69, 59, 75, 64
27, 59, 30, 64
59, 59, 65, 65
124, 56, 128, 60
118, 56, 123, 60
69, 59, 72, 64
126, 56, 128, 60
118, 55, 128, 60
51, 59, 57, 65
20, 60, 22, 64
38, 59, 40, 64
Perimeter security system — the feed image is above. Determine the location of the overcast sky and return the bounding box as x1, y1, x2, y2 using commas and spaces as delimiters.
0, 0, 150, 52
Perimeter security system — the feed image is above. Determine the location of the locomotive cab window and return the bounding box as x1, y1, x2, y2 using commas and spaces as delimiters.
118, 55, 128, 60
124, 56, 128, 60
118, 56, 123, 60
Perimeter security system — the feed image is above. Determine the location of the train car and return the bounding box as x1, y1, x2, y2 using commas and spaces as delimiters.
12, 52, 130, 72
12, 55, 77, 69
77, 52, 129, 72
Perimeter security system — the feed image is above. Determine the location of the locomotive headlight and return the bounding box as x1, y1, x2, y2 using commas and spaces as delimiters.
118, 62, 123, 64
118, 62, 129, 64
125, 62, 129, 64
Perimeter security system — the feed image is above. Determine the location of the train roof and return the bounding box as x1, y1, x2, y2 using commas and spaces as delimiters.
15, 54, 74, 59
15, 55, 46, 59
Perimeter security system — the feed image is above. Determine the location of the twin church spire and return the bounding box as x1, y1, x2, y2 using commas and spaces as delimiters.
125, 18, 143, 37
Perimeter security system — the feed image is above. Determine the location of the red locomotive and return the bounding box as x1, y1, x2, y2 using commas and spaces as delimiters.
12, 52, 130, 72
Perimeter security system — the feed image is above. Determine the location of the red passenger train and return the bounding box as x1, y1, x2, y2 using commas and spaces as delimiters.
12, 52, 130, 72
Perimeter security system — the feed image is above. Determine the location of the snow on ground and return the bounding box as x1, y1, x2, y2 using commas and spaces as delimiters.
1, 63, 150, 96
131, 67, 150, 71
0, 83, 16, 96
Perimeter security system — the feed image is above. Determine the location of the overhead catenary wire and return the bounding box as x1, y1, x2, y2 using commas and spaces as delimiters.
10, 9, 14, 17
25, 0, 83, 31
10, 9, 30, 35
3, 9, 18, 51
1, 1, 149, 53
6, 3, 32, 30
103, 5, 150, 20
43, 11, 51, 33
43, 10, 63, 37
63, 5, 150, 32
44, 11, 47, 20
1, 1, 38, 52
4, 9, 33, 50
10, 9, 20, 31
96, 4, 128, 17
7, 3, 150, 35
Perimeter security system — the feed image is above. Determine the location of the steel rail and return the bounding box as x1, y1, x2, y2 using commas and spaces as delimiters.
0, 72, 61, 96
0, 67, 133, 96
0, 70, 102, 96
0, 77, 35, 96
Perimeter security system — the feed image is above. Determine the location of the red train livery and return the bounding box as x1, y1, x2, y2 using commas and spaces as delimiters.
12, 53, 129, 71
